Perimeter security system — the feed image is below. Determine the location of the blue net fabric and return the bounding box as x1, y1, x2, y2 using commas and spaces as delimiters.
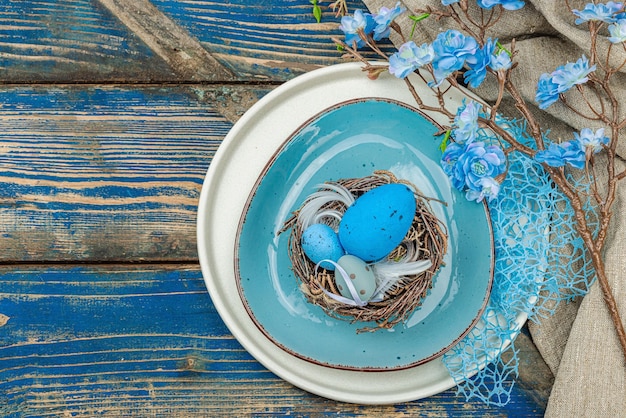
441, 124, 598, 406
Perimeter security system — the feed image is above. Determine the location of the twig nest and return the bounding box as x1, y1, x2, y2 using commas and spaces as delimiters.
281, 171, 448, 332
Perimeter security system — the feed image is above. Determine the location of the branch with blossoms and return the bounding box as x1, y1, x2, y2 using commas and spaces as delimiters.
334, 0, 626, 365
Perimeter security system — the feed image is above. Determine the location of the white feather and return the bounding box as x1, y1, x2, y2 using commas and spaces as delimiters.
297, 183, 355, 229
372, 244, 432, 298
313, 209, 344, 224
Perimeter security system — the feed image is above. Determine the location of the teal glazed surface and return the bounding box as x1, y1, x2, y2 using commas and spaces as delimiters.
236, 99, 493, 370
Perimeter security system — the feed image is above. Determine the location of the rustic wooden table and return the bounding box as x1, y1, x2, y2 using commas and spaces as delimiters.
0, 1, 552, 416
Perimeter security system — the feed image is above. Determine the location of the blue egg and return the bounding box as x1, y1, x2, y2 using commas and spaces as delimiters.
338, 183, 416, 262
301, 223, 344, 270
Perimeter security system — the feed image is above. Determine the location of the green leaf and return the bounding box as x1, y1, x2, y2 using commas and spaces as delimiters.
409, 13, 430, 38
310, 0, 322, 23
313, 5, 322, 23
496, 41, 512, 57
439, 130, 451, 153
408, 13, 430, 22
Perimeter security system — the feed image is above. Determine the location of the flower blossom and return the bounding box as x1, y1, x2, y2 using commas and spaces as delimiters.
442, 0, 525, 8
477, 0, 526, 10
372, 2, 405, 41
339, 10, 375, 48
388, 41, 435, 78
534, 141, 585, 169
459, 142, 507, 191
535, 73, 561, 109
431, 30, 479, 85
442, 140, 506, 202
490, 47, 512, 71
535, 129, 607, 169
441, 142, 466, 191
535, 56, 596, 109
466, 177, 501, 202
551, 55, 596, 91
608, 19, 626, 43
573, 2, 624, 25
464, 38, 497, 88
574, 127, 610, 154
452, 100, 481, 144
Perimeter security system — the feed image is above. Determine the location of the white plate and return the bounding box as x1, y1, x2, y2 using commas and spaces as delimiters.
197, 62, 527, 404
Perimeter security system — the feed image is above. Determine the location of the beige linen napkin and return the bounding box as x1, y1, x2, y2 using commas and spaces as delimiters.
359, 0, 626, 415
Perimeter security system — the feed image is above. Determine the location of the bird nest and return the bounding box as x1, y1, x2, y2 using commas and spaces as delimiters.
280, 171, 448, 333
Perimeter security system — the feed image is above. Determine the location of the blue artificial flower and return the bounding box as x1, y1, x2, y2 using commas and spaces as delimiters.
551, 55, 596, 92
388, 41, 435, 78
465, 38, 496, 88
452, 100, 481, 144
498, 0, 526, 9
466, 177, 501, 202
534, 140, 586, 169
339, 10, 375, 48
477, 0, 526, 10
441, 140, 506, 202
573, 2, 624, 25
373, 2, 405, 41
608, 19, 626, 42
458, 142, 507, 191
490, 48, 513, 71
431, 30, 479, 85
535, 73, 561, 109
535, 56, 596, 109
574, 127, 610, 153
443, 0, 525, 8
441, 142, 466, 191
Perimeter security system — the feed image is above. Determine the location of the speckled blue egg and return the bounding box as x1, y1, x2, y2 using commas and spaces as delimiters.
338, 183, 416, 262
301, 223, 345, 271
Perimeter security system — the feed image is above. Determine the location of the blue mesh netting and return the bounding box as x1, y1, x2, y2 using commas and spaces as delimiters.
441, 120, 598, 405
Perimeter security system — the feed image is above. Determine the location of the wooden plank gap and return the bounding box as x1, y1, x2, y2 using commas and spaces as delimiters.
95, 0, 234, 81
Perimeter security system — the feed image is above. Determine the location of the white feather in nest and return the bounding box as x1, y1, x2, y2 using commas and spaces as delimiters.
297, 183, 354, 230
372, 242, 432, 300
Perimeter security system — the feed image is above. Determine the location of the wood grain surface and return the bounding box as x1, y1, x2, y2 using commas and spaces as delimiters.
0, 1, 174, 82
0, 85, 270, 262
0, 0, 553, 415
0, 0, 390, 83
0, 264, 548, 417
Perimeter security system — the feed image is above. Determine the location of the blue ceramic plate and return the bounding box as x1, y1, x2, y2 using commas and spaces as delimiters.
235, 98, 494, 371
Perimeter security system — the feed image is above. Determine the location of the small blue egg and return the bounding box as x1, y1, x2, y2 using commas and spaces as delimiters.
338, 183, 416, 262
301, 223, 344, 270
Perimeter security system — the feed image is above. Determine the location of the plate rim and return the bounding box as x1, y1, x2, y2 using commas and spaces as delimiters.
197, 62, 528, 404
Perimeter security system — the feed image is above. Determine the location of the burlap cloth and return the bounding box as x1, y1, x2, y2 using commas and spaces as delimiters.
359, 0, 626, 415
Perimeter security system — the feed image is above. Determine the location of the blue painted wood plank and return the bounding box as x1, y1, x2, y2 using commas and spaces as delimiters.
0, 265, 544, 416
0, 85, 268, 262
151, 0, 393, 81
0, 0, 175, 81
0, 0, 388, 82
